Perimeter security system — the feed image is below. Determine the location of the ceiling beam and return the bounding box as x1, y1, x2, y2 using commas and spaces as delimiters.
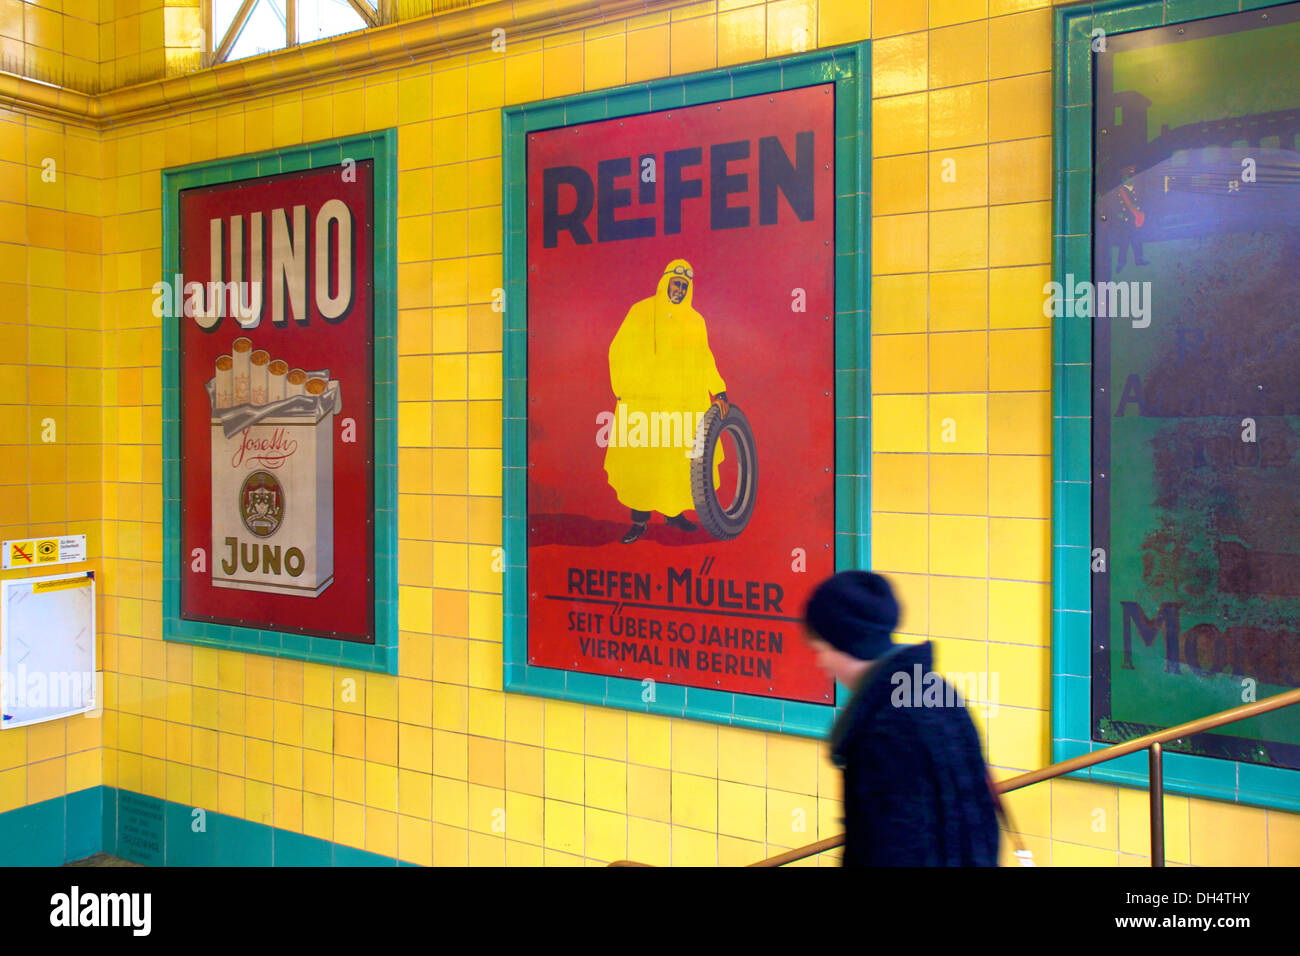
214, 0, 260, 64
345, 0, 380, 29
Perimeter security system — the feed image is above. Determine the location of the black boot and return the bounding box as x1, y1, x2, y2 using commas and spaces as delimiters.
621, 521, 648, 544
666, 513, 698, 532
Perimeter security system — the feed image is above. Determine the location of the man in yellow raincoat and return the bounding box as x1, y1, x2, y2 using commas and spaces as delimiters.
604, 259, 730, 544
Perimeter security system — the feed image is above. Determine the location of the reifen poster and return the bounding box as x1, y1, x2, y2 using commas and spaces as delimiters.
525, 84, 836, 703
174, 163, 375, 644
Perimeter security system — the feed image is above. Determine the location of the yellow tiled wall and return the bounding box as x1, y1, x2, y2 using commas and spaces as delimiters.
0, 0, 205, 94
868, 0, 1297, 866
6, 0, 1300, 865
1, 0, 102, 90
102, 0, 203, 90
0, 105, 104, 814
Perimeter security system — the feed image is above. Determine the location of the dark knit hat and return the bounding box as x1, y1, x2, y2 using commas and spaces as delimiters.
803, 571, 900, 661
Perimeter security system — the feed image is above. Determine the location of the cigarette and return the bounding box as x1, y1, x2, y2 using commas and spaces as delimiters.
286, 368, 308, 396
267, 359, 288, 403
304, 377, 328, 398
250, 349, 271, 406
232, 336, 253, 405
214, 354, 233, 409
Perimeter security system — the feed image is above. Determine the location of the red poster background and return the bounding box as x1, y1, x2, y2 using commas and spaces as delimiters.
178, 163, 375, 643
526, 85, 836, 703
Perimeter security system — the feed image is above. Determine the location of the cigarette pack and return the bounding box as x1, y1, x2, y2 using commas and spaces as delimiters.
206, 357, 342, 599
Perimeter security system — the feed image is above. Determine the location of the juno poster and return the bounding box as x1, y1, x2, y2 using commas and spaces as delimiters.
173, 161, 377, 645
523, 84, 837, 705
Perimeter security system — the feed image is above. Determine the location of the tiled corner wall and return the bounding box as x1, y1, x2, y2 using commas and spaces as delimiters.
101, 0, 203, 91
0, 104, 105, 842
0, 0, 207, 94
0, 0, 101, 89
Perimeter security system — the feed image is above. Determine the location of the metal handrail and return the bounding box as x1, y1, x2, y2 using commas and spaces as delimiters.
609, 686, 1300, 868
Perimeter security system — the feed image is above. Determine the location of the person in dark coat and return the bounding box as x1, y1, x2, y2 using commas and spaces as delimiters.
804, 570, 1000, 866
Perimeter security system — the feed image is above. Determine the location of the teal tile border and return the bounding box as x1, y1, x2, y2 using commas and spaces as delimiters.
160, 132, 400, 675
0, 786, 422, 866
1051, 0, 1300, 811
104, 785, 409, 866
500, 43, 871, 739
0, 787, 103, 866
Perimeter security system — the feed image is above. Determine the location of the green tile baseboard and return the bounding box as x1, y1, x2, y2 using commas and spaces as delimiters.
0, 787, 415, 867
0, 787, 102, 867
100, 787, 412, 867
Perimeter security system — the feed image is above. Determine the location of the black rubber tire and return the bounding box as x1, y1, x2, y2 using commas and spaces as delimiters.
690, 403, 757, 540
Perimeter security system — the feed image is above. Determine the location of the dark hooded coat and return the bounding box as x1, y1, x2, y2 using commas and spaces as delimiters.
829, 640, 1000, 866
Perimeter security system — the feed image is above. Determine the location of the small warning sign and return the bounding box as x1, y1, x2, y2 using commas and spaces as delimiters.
2, 534, 87, 571
6, 541, 34, 567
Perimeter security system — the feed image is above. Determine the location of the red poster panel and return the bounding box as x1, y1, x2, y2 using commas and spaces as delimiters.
526, 85, 836, 703
177, 163, 375, 643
